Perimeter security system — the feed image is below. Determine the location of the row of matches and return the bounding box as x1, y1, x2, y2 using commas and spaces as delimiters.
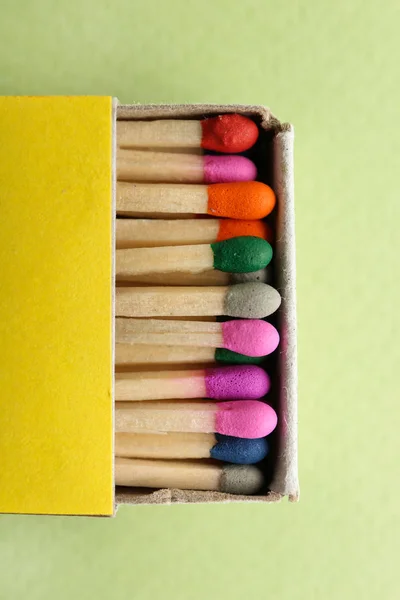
114, 114, 281, 496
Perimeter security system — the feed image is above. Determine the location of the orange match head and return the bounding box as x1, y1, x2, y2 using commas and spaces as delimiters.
216, 219, 273, 243
207, 182, 276, 220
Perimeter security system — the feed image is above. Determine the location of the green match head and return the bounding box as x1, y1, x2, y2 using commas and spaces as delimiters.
211, 236, 272, 273
215, 348, 266, 365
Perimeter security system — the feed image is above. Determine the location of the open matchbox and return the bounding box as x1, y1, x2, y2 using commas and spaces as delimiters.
0, 97, 298, 516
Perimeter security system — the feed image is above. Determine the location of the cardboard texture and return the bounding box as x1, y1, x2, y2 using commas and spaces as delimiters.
270, 124, 299, 501
0, 96, 115, 516
116, 104, 298, 506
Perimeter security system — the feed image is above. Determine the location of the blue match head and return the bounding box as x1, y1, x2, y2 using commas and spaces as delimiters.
210, 434, 269, 465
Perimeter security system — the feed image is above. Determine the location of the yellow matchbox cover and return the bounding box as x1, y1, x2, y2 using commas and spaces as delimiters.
0, 97, 114, 515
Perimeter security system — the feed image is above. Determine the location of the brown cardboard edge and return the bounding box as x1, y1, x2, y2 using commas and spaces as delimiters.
270, 125, 299, 500
114, 103, 298, 506
117, 103, 282, 131
115, 489, 283, 507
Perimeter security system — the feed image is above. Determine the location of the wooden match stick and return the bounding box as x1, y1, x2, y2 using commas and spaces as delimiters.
115, 458, 265, 495
117, 114, 259, 153
115, 365, 270, 402
116, 218, 272, 249
115, 318, 279, 357
116, 282, 281, 319
114, 266, 272, 286
115, 358, 216, 373
115, 344, 266, 369
115, 432, 269, 464
115, 399, 277, 438
116, 181, 275, 220
117, 149, 256, 184
138, 316, 217, 321
116, 237, 272, 279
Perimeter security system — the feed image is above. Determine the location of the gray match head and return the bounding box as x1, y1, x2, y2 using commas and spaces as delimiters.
220, 464, 265, 495
224, 282, 281, 319
230, 266, 272, 285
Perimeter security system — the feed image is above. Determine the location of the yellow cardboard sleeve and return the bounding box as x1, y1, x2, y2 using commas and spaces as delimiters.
0, 96, 114, 515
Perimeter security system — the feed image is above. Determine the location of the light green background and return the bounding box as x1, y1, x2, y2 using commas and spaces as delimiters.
1, 1, 398, 598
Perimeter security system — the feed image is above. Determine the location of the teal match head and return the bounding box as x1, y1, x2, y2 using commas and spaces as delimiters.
211, 236, 272, 273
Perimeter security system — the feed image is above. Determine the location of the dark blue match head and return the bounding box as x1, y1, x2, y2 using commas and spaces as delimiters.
210, 434, 269, 465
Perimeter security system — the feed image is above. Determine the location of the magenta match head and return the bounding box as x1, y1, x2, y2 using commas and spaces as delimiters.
204, 365, 270, 400
216, 400, 278, 439
203, 155, 257, 184
221, 320, 279, 357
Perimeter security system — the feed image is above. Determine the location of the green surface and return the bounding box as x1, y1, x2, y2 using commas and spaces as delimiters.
0, 1, 399, 598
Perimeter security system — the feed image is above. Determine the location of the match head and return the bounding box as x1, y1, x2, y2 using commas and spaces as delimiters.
215, 348, 267, 365
207, 182, 276, 220
220, 465, 265, 495
211, 236, 272, 273
217, 220, 273, 243
230, 266, 272, 285
216, 400, 278, 439
205, 365, 270, 400
203, 155, 257, 184
224, 282, 281, 319
201, 114, 259, 153
221, 319, 279, 357
211, 434, 269, 464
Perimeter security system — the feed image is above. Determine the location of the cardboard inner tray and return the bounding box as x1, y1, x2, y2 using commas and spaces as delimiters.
115, 104, 298, 505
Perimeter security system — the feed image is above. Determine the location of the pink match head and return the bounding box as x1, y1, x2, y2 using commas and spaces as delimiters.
221, 320, 280, 357
204, 365, 270, 400
203, 155, 257, 184
216, 400, 278, 439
